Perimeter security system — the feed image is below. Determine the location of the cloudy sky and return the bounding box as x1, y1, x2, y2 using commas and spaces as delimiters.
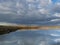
0, 0, 60, 25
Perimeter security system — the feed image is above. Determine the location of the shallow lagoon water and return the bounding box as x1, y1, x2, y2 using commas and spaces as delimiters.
0, 30, 60, 45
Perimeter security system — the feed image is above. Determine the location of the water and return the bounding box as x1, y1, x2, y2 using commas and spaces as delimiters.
0, 30, 60, 45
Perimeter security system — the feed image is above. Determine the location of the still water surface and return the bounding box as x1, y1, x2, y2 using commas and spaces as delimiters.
0, 30, 60, 45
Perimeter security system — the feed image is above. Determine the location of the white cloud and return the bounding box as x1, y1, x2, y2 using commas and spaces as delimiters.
49, 0, 52, 4
3, 41, 16, 43
26, 0, 52, 19
0, 22, 18, 26
26, 0, 52, 7
16, 2, 23, 8
38, 8, 49, 14
0, 2, 13, 10
0, 40, 17, 43
26, 0, 34, 2
0, 0, 52, 15
39, 0, 52, 7
39, 41, 47, 45
50, 19, 60, 22
56, 2, 60, 5
16, 2, 26, 15
0, 11, 15, 14
54, 38, 60, 42
0, 2, 15, 14
0, 5, 10, 10
52, 2, 60, 13
50, 34, 60, 36
54, 13, 60, 17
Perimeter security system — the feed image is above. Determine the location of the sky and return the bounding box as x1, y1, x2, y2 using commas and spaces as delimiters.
0, 0, 60, 25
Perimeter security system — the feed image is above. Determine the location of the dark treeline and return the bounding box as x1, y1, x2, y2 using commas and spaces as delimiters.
0, 26, 18, 35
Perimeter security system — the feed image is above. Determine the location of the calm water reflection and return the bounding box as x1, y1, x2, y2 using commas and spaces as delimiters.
0, 30, 60, 45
